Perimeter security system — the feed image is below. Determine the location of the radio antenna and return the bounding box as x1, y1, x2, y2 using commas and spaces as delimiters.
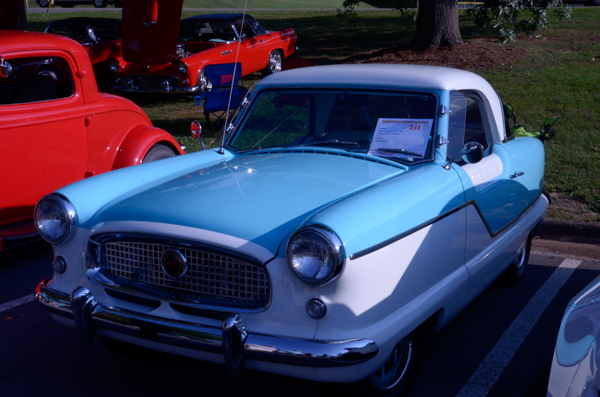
218, 0, 249, 155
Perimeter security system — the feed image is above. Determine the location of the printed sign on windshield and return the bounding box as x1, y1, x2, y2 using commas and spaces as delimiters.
368, 118, 433, 159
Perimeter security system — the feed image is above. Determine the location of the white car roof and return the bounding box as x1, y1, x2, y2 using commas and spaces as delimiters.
258, 64, 506, 141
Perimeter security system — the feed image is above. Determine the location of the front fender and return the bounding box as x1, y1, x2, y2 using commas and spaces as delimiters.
112, 125, 184, 170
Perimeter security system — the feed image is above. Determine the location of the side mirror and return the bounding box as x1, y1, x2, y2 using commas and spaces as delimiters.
191, 120, 205, 151
504, 103, 514, 119
504, 102, 518, 129
444, 142, 484, 170
540, 116, 558, 142
0, 57, 13, 78
462, 142, 484, 164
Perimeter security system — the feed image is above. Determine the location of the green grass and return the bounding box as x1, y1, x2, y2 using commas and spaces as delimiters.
26, 0, 377, 9
23, 7, 600, 219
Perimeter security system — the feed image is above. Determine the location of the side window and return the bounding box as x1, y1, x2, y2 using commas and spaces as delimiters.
237, 22, 256, 39
462, 91, 493, 155
0, 56, 74, 106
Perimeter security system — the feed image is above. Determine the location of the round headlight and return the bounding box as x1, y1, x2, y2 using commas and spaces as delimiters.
198, 68, 212, 92
34, 195, 77, 244
286, 225, 344, 285
177, 62, 188, 74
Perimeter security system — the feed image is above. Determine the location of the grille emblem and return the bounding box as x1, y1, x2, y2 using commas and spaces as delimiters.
161, 249, 187, 279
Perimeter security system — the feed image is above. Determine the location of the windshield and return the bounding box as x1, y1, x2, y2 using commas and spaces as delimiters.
180, 21, 239, 42
229, 89, 438, 163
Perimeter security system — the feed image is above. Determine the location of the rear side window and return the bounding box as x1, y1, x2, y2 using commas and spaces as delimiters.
0, 56, 74, 106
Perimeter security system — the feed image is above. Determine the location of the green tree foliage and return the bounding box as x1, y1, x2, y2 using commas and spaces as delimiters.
338, 0, 572, 46
467, 0, 572, 45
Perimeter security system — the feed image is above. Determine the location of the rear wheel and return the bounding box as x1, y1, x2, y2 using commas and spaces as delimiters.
265, 50, 283, 75
37, 0, 50, 7
142, 144, 176, 163
94, 0, 107, 8
502, 233, 532, 285
363, 331, 421, 397
588, 0, 600, 5
114, 0, 123, 7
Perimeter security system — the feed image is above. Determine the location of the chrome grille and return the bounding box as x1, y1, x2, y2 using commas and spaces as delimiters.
100, 240, 270, 309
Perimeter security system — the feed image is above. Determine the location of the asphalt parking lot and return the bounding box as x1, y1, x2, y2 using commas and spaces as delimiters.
1, 236, 599, 396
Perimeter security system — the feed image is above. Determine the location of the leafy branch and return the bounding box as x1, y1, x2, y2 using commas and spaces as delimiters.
467, 0, 572, 45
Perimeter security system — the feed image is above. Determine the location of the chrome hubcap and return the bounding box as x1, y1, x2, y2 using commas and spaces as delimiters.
269, 52, 282, 73
371, 337, 413, 390
515, 245, 527, 269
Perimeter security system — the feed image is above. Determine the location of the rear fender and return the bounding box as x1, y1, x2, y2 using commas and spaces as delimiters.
112, 125, 183, 170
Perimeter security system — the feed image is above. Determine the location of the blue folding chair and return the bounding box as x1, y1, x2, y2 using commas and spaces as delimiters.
193, 63, 248, 124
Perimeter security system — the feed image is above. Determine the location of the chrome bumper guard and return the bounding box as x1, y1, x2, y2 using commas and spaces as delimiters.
35, 280, 379, 377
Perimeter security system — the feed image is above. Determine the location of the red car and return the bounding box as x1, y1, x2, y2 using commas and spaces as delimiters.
111, 0, 297, 93
0, 31, 185, 250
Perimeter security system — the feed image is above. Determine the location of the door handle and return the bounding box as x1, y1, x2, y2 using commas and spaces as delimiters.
510, 171, 525, 178
221, 50, 232, 56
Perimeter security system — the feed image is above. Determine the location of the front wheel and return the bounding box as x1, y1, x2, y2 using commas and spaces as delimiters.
265, 50, 283, 75
94, 0, 107, 8
114, 0, 123, 7
142, 144, 176, 163
363, 331, 421, 396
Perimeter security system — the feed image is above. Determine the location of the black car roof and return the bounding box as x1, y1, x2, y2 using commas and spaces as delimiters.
47, 17, 121, 30
181, 13, 257, 25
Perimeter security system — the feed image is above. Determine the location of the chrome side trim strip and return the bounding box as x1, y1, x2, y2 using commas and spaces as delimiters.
350, 203, 467, 260
350, 192, 546, 260
35, 280, 379, 368
112, 85, 200, 93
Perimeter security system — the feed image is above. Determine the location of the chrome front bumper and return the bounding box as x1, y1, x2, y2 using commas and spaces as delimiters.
35, 279, 379, 377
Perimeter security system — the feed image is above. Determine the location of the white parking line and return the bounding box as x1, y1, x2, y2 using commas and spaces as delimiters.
456, 258, 582, 397
0, 294, 36, 314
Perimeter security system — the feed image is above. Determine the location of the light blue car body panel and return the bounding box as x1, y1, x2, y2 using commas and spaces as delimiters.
299, 163, 465, 260
60, 149, 409, 259
452, 138, 545, 235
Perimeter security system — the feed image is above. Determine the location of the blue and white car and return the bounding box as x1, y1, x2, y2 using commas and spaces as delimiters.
35, 64, 549, 396
548, 276, 600, 397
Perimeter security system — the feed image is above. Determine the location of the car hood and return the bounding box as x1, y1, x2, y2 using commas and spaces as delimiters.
92, 152, 404, 258
121, 0, 184, 65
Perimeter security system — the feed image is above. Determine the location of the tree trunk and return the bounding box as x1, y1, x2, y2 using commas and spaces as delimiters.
18, 0, 28, 31
411, 0, 462, 51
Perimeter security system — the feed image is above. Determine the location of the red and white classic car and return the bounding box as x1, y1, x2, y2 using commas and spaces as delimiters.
110, 0, 297, 93
0, 31, 185, 250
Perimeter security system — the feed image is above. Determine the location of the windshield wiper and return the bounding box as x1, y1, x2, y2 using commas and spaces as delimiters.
372, 148, 423, 157
300, 140, 360, 148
